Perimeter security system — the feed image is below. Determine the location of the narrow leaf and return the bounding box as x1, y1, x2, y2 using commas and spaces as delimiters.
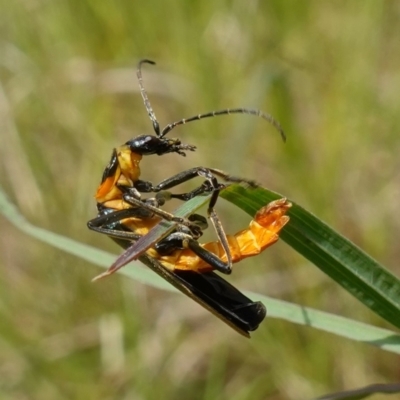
221, 185, 400, 329
1, 186, 400, 353
315, 382, 400, 400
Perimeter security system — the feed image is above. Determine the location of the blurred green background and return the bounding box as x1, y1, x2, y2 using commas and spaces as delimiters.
1, 1, 399, 399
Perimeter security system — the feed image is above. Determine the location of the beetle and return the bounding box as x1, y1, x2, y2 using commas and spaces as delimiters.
88, 60, 289, 335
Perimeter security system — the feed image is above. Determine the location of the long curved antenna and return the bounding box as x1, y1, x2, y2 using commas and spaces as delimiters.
137, 59, 161, 136
160, 108, 286, 142
137, 60, 286, 142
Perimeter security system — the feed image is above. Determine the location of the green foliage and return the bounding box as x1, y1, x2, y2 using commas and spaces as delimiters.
222, 185, 400, 331
2, 186, 400, 359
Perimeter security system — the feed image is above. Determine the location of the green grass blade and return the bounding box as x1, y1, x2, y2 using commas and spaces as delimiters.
221, 185, 400, 329
315, 382, 400, 400
0, 187, 210, 291
251, 292, 400, 354
1, 186, 400, 353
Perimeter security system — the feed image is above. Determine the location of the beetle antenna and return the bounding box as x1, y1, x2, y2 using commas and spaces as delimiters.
137, 59, 161, 136
160, 108, 286, 142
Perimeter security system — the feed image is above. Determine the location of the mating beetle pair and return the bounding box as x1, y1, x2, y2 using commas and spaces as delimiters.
87, 60, 290, 337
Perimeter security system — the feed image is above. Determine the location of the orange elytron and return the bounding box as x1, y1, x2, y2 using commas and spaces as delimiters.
95, 198, 291, 277
156, 198, 291, 272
